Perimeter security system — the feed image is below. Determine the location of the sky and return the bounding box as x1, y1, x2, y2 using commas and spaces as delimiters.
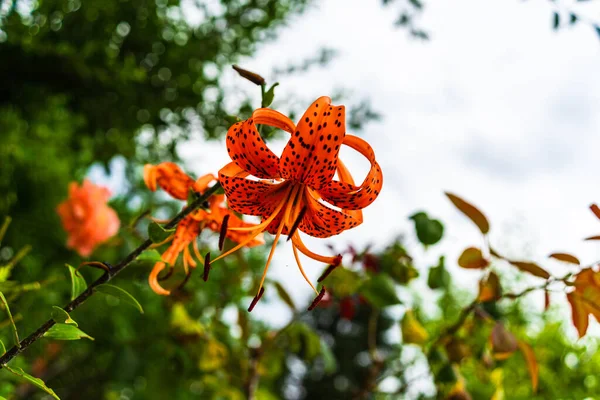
87, 0, 600, 332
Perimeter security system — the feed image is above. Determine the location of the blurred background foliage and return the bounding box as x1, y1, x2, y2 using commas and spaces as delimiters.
1, 0, 600, 399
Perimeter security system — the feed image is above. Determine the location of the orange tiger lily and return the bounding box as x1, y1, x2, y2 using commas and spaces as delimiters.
212, 96, 383, 310
143, 162, 263, 295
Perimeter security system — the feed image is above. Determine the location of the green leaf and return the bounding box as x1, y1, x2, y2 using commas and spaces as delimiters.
410, 211, 444, 246
428, 256, 450, 289
43, 324, 94, 341
66, 264, 87, 301
0, 338, 6, 355
136, 249, 164, 263
358, 274, 401, 308
0, 291, 20, 348
262, 82, 279, 107
273, 281, 296, 312
4, 366, 60, 399
96, 284, 144, 314
51, 306, 78, 326
320, 338, 337, 374
148, 221, 175, 244
325, 267, 362, 298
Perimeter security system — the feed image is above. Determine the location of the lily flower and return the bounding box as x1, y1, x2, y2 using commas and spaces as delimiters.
143, 162, 263, 295
212, 96, 383, 310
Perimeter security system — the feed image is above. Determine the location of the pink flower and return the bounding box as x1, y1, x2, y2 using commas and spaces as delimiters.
57, 180, 120, 257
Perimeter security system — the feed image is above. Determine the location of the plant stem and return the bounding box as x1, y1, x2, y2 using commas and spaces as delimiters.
0, 182, 222, 368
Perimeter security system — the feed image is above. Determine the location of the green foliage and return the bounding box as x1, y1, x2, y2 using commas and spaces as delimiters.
147, 221, 175, 244
44, 323, 94, 341
3, 366, 60, 399
50, 306, 78, 326
66, 264, 87, 301
410, 211, 444, 246
95, 284, 144, 314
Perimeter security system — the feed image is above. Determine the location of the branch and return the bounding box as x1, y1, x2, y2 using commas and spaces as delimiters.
0, 182, 222, 368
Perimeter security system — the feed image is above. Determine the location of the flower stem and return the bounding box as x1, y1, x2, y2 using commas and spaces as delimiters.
0, 182, 223, 368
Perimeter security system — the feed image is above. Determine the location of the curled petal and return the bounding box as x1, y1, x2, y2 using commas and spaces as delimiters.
149, 262, 171, 296
144, 162, 200, 200
218, 162, 290, 217
279, 96, 346, 189
298, 189, 363, 238
317, 135, 383, 210
226, 109, 295, 179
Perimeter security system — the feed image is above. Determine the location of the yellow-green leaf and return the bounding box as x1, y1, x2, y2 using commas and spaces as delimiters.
44, 324, 94, 341
0, 291, 20, 348
445, 192, 490, 234
401, 310, 428, 345
51, 306, 78, 326
549, 252, 580, 265
66, 264, 87, 301
5, 366, 60, 399
136, 249, 164, 263
96, 284, 144, 314
0, 338, 5, 355
458, 247, 489, 269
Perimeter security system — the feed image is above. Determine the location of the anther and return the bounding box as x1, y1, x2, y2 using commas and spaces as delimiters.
248, 287, 265, 312
219, 215, 230, 251
286, 206, 308, 242
308, 287, 327, 311
203, 252, 211, 282
317, 264, 338, 283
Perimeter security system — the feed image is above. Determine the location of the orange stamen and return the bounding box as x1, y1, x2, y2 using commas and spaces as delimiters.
255, 185, 301, 295
211, 185, 292, 263
149, 262, 170, 296
291, 232, 342, 266
292, 244, 318, 294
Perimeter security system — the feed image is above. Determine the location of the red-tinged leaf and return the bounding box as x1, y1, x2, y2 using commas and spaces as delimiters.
591, 204, 600, 220
490, 322, 517, 360
544, 290, 550, 312
549, 253, 580, 265
585, 235, 600, 241
567, 268, 600, 338
568, 291, 589, 337
445, 192, 490, 234
508, 261, 550, 279
518, 340, 539, 393
478, 271, 502, 302
458, 247, 489, 269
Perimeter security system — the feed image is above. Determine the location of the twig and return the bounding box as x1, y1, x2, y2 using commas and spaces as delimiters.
354, 308, 384, 400
0, 182, 222, 368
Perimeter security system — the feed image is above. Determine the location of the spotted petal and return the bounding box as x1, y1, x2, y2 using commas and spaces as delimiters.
317, 135, 383, 210
218, 162, 290, 217
226, 109, 295, 179
279, 96, 346, 189
298, 188, 363, 238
